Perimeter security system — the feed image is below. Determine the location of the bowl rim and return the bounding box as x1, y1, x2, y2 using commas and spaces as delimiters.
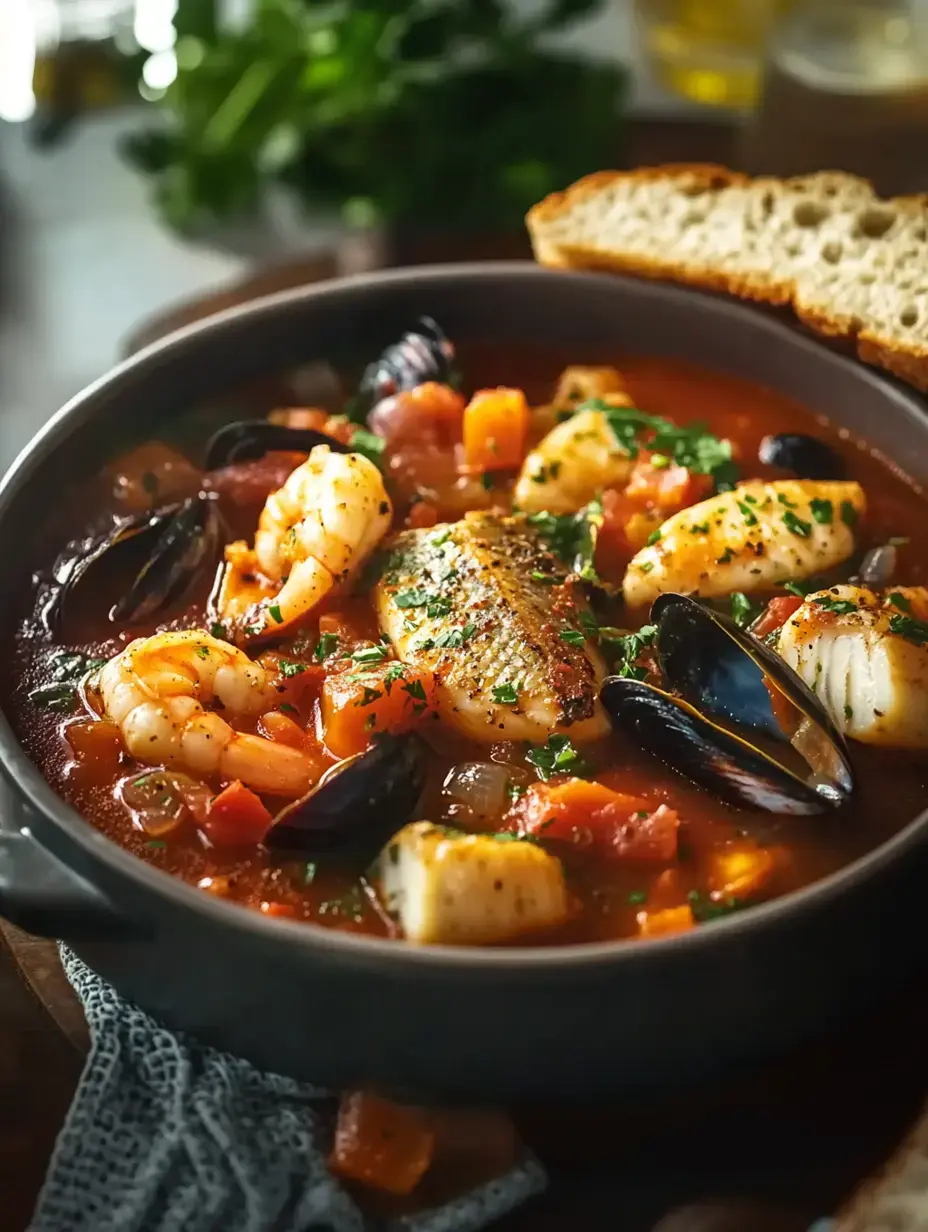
2, 259, 927, 972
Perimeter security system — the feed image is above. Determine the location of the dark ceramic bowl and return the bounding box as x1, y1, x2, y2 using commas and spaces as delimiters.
1, 264, 927, 1102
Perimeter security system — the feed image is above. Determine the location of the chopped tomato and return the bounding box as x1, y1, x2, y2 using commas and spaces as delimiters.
321, 662, 437, 759
328, 1091, 435, 1196
406, 501, 439, 529
202, 781, 273, 848
203, 451, 307, 507
369, 382, 465, 448
513, 778, 679, 863
462, 387, 529, 471
636, 905, 695, 938
751, 595, 803, 639
625, 456, 714, 513
595, 489, 643, 579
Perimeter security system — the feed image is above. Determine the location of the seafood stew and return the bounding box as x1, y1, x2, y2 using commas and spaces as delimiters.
7, 327, 928, 949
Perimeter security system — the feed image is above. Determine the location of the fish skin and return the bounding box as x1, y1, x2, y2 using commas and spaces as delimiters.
374, 512, 609, 744
623, 480, 866, 608
777, 584, 928, 748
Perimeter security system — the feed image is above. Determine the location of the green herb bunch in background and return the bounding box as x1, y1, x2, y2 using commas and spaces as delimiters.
124, 0, 626, 234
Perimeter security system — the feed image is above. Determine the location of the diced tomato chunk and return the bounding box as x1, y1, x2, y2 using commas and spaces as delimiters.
512, 778, 679, 863
406, 501, 439, 529
369, 382, 465, 448
636, 905, 695, 938
462, 387, 529, 471
625, 457, 714, 513
751, 595, 803, 639
328, 1091, 435, 1196
321, 662, 437, 758
202, 781, 273, 848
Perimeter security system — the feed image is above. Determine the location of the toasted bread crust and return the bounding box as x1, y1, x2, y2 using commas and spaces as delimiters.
527, 165, 928, 392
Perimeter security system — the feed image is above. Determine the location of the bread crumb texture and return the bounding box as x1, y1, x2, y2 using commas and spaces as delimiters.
527, 164, 928, 391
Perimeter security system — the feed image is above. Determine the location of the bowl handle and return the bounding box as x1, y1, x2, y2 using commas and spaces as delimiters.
0, 829, 131, 939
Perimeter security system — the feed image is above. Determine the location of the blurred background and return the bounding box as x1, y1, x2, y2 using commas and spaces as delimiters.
0, 0, 926, 472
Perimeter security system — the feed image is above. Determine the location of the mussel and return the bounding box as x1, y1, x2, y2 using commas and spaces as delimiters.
853, 543, 897, 589
42, 492, 221, 633
203, 420, 351, 471
758, 433, 845, 480
265, 732, 427, 863
356, 316, 456, 411
601, 593, 854, 814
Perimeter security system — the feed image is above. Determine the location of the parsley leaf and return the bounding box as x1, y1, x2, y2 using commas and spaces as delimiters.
784, 580, 814, 597
841, 500, 859, 527
730, 592, 761, 628
812, 594, 858, 615
268, 604, 284, 624
313, 632, 338, 662
278, 659, 308, 677
527, 500, 602, 583
810, 498, 833, 525
351, 645, 388, 666
559, 629, 585, 647
394, 588, 437, 609
28, 650, 106, 713
782, 510, 812, 538
737, 500, 758, 527
491, 681, 521, 705
402, 678, 427, 702
603, 624, 658, 680
348, 427, 386, 466
889, 614, 928, 646
527, 734, 583, 781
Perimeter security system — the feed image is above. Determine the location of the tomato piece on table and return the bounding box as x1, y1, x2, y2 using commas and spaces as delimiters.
328, 1091, 436, 1196
513, 778, 679, 862
321, 662, 437, 759
751, 595, 804, 639
462, 387, 529, 471
202, 781, 273, 848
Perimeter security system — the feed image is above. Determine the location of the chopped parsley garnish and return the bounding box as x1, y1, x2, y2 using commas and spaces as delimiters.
717, 547, 735, 564
527, 501, 601, 583
278, 659, 307, 677
481, 472, 495, 491
530, 571, 560, 585
810, 498, 833, 525
430, 527, 451, 547
649, 453, 670, 470
268, 604, 284, 624
425, 622, 477, 650
647, 528, 662, 546
426, 598, 452, 618
687, 890, 745, 923
348, 427, 385, 466
777, 492, 796, 509
690, 521, 709, 535
402, 678, 427, 702
313, 632, 338, 662
209, 621, 227, 640
196, 645, 211, 659
605, 624, 658, 680
889, 614, 928, 646
627, 890, 648, 905
351, 645, 388, 666
527, 734, 583, 781
781, 510, 812, 538
594, 402, 738, 491
840, 500, 859, 527
812, 594, 858, 615
640, 562, 654, 574
358, 686, 383, 706
736, 500, 758, 527
729, 592, 761, 628
145, 839, 167, 849
303, 862, 316, 885
383, 662, 406, 688
28, 650, 107, 713
784, 580, 814, 597
559, 629, 585, 647
394, 589, 437, 609
888, 591, 912, 612
279, 702, 298, 716
491, 681, 521, 705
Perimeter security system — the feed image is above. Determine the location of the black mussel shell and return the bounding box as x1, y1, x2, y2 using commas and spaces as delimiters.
265, 733, 427, 861
852, 543, 897, 589
601, 593, 854, 814
758, 433, 845, 479
357, 316, 456, 409
204, 420, 351, 471
43, 492, 221, 632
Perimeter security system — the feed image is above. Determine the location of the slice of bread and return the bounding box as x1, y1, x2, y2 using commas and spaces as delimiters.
526, 164, 928, 391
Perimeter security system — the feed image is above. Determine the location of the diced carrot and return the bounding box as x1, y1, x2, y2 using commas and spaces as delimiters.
636, 905, 695, 938
202, 781, 273, 848
708, 844, 778, 900
321, 662, 436, 759
328, 1091, 436, 1196
513, 778, 679, 862
258, 710, 309, 751
462, 387, 529, 471
259, 900, 297, 919
751, 595, 803, 639
406, 501, 439, 529
64, 719, 124, 781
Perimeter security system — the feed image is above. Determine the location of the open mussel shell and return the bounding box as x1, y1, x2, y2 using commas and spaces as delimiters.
265, 732, 427, 861
356, 316, 456, 410
204, 420, 351, 471
758, 433, 845, 479
601, 593, 854, 814
43, 492, 221, 632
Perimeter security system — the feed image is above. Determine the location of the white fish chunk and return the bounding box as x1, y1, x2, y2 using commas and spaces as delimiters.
380, 822, 569, 945
514, 408, 635, 515
778, 584, 928, 748
623, 479, 866, 609
375, 513, 609, 744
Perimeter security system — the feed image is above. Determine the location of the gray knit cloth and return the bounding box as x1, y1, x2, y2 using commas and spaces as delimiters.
28, 948, 545, 1232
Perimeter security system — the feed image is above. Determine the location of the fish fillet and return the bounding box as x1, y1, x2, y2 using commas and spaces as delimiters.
777, 584, 928, 748
623, 480, 866, 608
374, 512, 609, 743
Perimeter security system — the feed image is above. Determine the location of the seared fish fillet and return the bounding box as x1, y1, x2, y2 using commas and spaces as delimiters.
513, 408, 634, 515
380, 822, 569, 945
374, 512, 609, 743
623, 480, 866, 608
778, 585, 928, 748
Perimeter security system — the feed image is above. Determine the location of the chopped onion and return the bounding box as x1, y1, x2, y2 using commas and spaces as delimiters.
120, 770, 211, 838
442, 762, 511, 824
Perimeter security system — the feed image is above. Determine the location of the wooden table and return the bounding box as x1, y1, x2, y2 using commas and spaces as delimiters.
2, 115, 925, 1230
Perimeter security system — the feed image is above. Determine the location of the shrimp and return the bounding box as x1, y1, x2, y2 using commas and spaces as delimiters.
219, 445, 392, 634
99, 630, 315, 796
